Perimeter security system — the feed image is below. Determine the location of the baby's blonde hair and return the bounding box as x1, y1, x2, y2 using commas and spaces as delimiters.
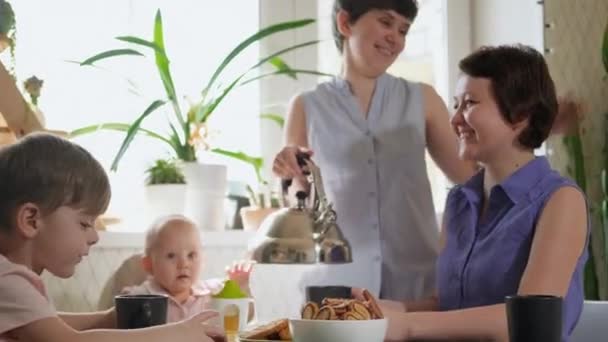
144, 214, 198, 256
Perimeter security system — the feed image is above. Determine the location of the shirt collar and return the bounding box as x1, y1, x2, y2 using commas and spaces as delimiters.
499, 156, 551, 204
459, 168, 484, 205
456, 156, 551, 205
333, 73, 389, 96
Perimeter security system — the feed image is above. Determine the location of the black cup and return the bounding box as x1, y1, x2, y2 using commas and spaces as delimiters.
115, 294, 168, 329
506, 294, 562, 342
305, 286, 352, 305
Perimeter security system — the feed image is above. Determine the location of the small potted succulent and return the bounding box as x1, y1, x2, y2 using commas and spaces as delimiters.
144, 158, 187, 218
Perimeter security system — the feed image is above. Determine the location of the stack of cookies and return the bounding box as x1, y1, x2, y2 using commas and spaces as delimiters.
301, 289, 384, 320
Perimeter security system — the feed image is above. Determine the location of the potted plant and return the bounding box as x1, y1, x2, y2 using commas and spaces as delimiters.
240, 185, 281, 231
144, 158, 187, 220
0, 0, 16, 70
556, 21, 608, 300
69, 9, 329, 230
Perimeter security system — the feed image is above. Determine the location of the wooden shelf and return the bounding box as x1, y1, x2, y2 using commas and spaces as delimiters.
0, 60, 44, 139
0, 126, 16, 145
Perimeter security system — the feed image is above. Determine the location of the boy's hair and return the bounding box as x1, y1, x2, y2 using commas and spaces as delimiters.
332, 0, 419, 52
459, 44, 558, 149
144, 215, 197, 256
0, 133, 111, 232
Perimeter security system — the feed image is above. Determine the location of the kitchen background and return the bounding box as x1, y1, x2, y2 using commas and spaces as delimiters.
2, 0, 606, 322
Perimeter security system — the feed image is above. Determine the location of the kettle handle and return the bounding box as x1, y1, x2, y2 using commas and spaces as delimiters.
280, 152, 312, 193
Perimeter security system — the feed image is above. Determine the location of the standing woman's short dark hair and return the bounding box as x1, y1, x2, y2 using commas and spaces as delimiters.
332, 0, 419, 52
458, 44, 558, 149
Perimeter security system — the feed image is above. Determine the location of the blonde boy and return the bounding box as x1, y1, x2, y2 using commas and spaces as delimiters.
0, 133, 223, 342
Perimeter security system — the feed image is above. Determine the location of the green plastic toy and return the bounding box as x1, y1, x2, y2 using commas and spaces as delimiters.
213, 279, 248, 299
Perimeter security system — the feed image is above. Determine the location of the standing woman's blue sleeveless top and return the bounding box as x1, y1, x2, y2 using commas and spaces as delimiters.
302, 73, 439, 301
437, 157, 589, 341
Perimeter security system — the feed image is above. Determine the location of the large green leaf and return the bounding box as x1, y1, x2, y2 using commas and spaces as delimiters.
602, 21, 608, 74
253, 40, 321, 72
202, 19, 315, 97
153, 10, 186, 132
563, 135, 586, 192
199, 75, 245, 123
260, 113, 284, 128
269, 57, 297, 79
116, 36, 165, 55
69, 122, 172, 146
249, 40, 320, 70
0, 1, 15, 35
211, 148, 264, 183
241, 69, 333, 86
79, 49, 144, 66
111, 100, 166, 171
584, 246, 600, 300
195, 40, 324, 123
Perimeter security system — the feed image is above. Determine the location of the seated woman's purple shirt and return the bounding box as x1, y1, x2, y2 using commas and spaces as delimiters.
437, 157, 588, 341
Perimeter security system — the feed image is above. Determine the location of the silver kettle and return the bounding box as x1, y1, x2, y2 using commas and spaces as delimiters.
248, 154, 352, 264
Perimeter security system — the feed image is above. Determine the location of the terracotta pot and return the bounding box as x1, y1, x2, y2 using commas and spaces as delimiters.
240, 207, 278, 231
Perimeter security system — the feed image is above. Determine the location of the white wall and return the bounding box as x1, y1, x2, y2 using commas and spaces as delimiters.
444, 0, 473, 103
471, 0, 544, 51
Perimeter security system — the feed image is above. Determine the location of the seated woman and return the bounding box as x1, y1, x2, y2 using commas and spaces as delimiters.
360, 44, 588, 341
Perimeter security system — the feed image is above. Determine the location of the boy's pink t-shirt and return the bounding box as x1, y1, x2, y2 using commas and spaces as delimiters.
122, 278, 224, 323
0, 254, 56, 341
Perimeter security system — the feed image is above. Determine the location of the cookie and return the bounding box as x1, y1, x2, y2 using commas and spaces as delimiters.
362, 289, 384, 319
314, 306, 337, 320
350, 301, 372, 320
240, 318, 289, 339
301, 302, 319, 320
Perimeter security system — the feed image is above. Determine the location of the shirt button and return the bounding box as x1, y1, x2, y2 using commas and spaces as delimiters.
365, 130, 371, 136
372, 223, 378, 230
368, 192, 376, 197
367, 158, 374, 165
374, 255, 381, 262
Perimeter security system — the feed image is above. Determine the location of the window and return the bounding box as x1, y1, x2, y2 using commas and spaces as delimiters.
9, 1, 260, 230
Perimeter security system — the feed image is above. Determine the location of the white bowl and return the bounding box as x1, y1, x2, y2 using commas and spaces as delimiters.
289, 318, 387, 342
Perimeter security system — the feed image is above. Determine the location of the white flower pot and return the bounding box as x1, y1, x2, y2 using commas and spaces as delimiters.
144, 184, 187, 221
240, 206, 279, 231
182, 162, 227, 231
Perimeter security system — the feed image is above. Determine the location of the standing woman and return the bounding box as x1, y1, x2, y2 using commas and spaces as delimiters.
272, 0, 475, 302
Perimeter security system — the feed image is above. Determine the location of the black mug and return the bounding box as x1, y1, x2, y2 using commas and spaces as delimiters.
506, 294, 562, 342
115, 294, 168, 329
305, 286, 352, 305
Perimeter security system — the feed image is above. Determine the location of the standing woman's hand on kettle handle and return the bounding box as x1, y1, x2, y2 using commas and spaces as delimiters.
272, 146, 314, 179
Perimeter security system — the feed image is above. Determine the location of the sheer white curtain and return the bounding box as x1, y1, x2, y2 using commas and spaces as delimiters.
10, 1, 260, 231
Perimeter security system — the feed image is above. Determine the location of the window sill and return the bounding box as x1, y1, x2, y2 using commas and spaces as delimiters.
94, 230, 256, 249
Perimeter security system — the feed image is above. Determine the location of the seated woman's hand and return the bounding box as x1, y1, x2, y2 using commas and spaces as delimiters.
351, 287, 407, 314
377, 299, 407, 313
180, 311, 226, 342
351, 288, 412, 340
